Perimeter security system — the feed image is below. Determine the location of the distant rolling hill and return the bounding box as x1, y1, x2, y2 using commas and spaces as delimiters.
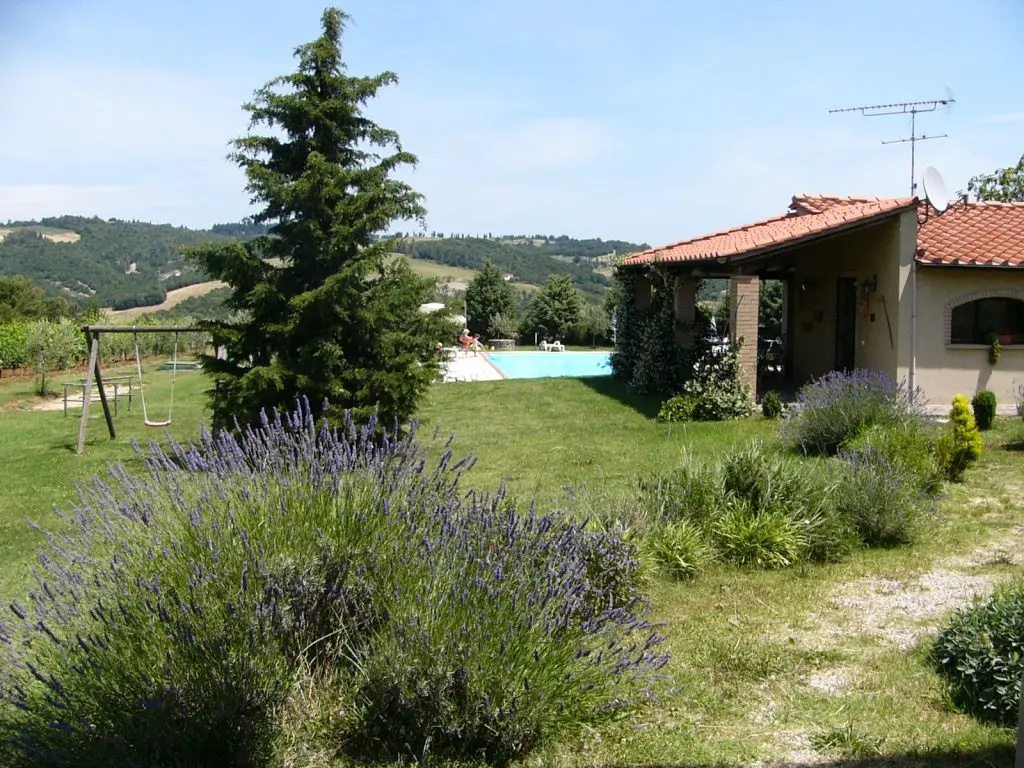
1, 215, 644, 316
0, 216, 255, 311
392, 234, 648, 297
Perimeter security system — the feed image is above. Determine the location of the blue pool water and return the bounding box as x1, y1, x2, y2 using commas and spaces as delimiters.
488, 351, 612, 379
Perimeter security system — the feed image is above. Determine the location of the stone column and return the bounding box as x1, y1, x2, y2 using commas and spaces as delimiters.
674, 275, 698, 349
730, 275, 760, 395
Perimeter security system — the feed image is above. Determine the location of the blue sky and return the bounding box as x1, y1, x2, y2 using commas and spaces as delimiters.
1, 0, 1021, 246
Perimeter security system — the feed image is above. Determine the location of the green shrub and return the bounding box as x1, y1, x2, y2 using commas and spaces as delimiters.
834, 447, 933, 547
657, 394, 696, 423
647, 520, 712, 580
0, 321, 30, 370
934, 577, 1024, 726
761, 390, 783, 419
676, 340, 754, 421
782, 369, 926, 456
25, 318, 88, 395
971, 390, 997, 431
713, 500, 807, 569
937, 394, 983, 482
843, 420, 943, 495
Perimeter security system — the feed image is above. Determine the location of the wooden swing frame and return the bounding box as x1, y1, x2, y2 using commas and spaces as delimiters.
76, 325, 200, 455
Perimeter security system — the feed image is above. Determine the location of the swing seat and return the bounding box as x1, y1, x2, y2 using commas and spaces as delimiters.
134, 332, 178, 430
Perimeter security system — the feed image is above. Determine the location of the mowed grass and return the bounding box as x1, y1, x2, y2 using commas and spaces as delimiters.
0, 361, 211, 605
0, 370, 1022, 766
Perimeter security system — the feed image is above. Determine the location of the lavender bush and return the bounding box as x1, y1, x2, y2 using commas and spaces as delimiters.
0, 400, 670, 767
782, 369, 928, 456
833, 445, 936, 547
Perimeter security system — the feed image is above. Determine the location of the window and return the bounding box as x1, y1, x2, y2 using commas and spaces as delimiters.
950, 297, 1024, 345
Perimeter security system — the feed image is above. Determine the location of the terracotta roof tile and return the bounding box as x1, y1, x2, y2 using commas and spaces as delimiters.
916, 200, 1024, 267
623, 197, 915, 266
789, 194, 912, 215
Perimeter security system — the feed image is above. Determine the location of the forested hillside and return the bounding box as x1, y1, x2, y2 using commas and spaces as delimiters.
0, 216, 261, 311
0, 214, 646, 312
392, 234, 647, 296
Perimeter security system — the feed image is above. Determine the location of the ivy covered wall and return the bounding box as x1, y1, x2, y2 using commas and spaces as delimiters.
610, 265, 690, 395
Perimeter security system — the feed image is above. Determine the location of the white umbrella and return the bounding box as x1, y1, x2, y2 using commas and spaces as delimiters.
419, 303, 465, 326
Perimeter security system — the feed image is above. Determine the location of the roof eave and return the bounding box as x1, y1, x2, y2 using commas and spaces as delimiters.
916, 259, 1024, 269
621, 202, 917, 269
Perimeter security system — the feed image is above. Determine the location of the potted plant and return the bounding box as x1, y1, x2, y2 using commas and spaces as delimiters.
989, 334, 1002, 366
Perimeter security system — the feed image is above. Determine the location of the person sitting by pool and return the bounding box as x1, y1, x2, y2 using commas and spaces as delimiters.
458, 330, 481, 356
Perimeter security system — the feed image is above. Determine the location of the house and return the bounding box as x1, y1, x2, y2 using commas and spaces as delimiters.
621, 194, 1024, 407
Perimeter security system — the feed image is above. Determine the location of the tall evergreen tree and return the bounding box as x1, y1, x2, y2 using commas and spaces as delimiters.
187, 8, 449, 431
464, 258, 515, 337
525, 274, 582, 341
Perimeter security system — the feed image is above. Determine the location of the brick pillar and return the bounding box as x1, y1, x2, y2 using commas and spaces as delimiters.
730, 275, 759, 395
674, 276, 698, 348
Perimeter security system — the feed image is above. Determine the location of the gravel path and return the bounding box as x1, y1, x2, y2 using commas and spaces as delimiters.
757, 523, 1024, 766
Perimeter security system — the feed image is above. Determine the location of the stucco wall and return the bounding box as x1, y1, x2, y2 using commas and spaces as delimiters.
788, 214, 909, 383
912, 267, 1024, 405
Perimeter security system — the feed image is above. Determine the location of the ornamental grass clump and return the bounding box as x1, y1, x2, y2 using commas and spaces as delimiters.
782, 368, 927, 456
0, 400, 670, 767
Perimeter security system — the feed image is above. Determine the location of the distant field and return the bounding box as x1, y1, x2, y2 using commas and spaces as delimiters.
0, 225, 80, 243
104, 280, 227, 319
388, 254, 479, 283
389, 255, 541, 292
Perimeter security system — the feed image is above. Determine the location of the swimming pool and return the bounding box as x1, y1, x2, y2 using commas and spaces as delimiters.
487, 351, 612, 379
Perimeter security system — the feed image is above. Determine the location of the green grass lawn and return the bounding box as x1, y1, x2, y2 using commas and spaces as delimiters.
0, 370, 1022, 766
0, 361, 211, 605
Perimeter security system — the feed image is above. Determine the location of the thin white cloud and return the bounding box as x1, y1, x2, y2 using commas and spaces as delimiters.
0, 64, 249, 174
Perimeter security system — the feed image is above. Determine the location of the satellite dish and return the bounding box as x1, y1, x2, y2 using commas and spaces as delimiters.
922, 166, 950, 214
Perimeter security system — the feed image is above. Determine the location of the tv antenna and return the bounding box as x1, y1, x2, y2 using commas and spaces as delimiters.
829, 96, 956, 196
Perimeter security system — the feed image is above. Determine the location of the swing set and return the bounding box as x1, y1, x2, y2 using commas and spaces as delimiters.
75, 324, 200, 455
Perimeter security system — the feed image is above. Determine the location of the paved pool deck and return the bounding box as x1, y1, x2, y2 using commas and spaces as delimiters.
440, 351, 505, 382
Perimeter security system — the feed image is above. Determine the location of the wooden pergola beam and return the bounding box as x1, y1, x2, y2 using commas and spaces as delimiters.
81, 325, 201, 334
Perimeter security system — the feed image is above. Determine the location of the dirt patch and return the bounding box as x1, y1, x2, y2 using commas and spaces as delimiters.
751, 527, 1024, 765
804, 667, 853, 696
782, 526, 1024, 657
826, 570, 999, 650
103, 280, 227, 319
41, 231, 80, 243
31, 386, 125, 411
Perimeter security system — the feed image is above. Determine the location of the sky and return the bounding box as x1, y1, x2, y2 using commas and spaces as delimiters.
1, 0, 1022, 246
